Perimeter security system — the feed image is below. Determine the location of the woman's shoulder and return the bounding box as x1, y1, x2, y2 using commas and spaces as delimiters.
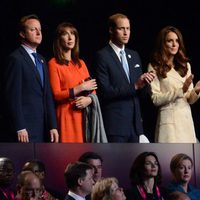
79, 59, 86, 66
48, 57, 57, 65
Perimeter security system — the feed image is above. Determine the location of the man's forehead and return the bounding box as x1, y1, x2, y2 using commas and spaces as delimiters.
88, 159, 102, 165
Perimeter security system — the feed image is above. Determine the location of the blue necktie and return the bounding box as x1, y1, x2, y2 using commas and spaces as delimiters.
120, 50, 130, 82
32, 52, 44, 86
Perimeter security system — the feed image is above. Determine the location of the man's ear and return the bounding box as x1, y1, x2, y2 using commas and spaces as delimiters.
78, 177, 83, 186
109, 27, 113, 35
19, 31, 25, 39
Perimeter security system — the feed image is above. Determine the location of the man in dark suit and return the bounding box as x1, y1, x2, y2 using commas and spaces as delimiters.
93, 13, 155, 143
3, 14, 59, 142
64, 162, 94, 200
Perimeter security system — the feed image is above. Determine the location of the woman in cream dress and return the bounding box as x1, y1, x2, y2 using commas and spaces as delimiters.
148, 26, 200, 143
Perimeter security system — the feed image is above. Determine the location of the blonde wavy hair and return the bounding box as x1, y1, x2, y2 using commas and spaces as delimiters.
91, 177, 118, 200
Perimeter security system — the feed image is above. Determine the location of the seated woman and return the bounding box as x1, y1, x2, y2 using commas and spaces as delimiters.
91, 177, 126, 200
167, 153, 200, 200
125, 152, 165, 200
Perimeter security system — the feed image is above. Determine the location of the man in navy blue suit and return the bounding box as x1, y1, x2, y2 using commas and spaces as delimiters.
3, 14, 59, 142
93, 13, 155, 143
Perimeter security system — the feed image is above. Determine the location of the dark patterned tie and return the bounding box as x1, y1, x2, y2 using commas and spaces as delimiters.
32, 52, 44, 86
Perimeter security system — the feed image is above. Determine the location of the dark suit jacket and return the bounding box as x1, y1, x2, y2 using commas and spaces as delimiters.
3, 46, 57, 142
93, 45, 144, 140
64, 194, 76, 200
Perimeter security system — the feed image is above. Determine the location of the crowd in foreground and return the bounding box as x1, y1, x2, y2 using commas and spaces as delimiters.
0, 151, 200, 200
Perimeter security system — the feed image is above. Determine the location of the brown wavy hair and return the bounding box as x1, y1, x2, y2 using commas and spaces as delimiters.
150, 26, 189, 78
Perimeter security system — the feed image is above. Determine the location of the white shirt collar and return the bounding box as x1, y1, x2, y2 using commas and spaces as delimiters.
68, 191, 86, 200
21, 44, 37, 63
109, 41, 125, 60
21, 44, 36, 54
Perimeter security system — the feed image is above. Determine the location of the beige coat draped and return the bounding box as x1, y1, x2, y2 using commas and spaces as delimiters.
148, 63, 200, 143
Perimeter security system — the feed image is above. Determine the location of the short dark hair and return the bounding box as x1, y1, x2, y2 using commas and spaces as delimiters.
64, 162, 93, 189
78, 152, 103, 163
78, 151, 103, 163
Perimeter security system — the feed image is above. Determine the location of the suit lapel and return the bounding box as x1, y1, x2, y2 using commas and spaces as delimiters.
19, 47, 44, 88
108, 46, 130, 83
126, 50, 140, 84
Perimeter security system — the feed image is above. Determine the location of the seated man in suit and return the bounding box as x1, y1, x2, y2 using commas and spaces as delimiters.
64, 162, 94, 200
92, 13, 155, 142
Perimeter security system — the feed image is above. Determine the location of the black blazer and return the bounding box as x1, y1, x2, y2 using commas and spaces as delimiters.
125, 185, 165, 200
64, 194, 76, 200
93, 45, 144, 139
3, 46, 57, 142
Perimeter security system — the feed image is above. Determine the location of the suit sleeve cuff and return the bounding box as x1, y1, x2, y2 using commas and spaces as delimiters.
69, 88, 75, 99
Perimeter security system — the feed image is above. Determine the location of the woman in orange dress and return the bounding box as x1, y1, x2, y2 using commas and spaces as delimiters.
48, 22, 97, 142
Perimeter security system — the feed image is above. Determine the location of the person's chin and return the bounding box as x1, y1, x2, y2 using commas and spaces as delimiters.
180, 179, 190, 184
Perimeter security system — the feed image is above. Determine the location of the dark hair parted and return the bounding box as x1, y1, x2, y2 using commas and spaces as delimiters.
53, 22, 81, 66
129, 152, 162, 186
78, 152, 103, 163
19, 14, 40, 33
150, 26, 189, 78
64, 161, 93, 189
170, 153, 193, 175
